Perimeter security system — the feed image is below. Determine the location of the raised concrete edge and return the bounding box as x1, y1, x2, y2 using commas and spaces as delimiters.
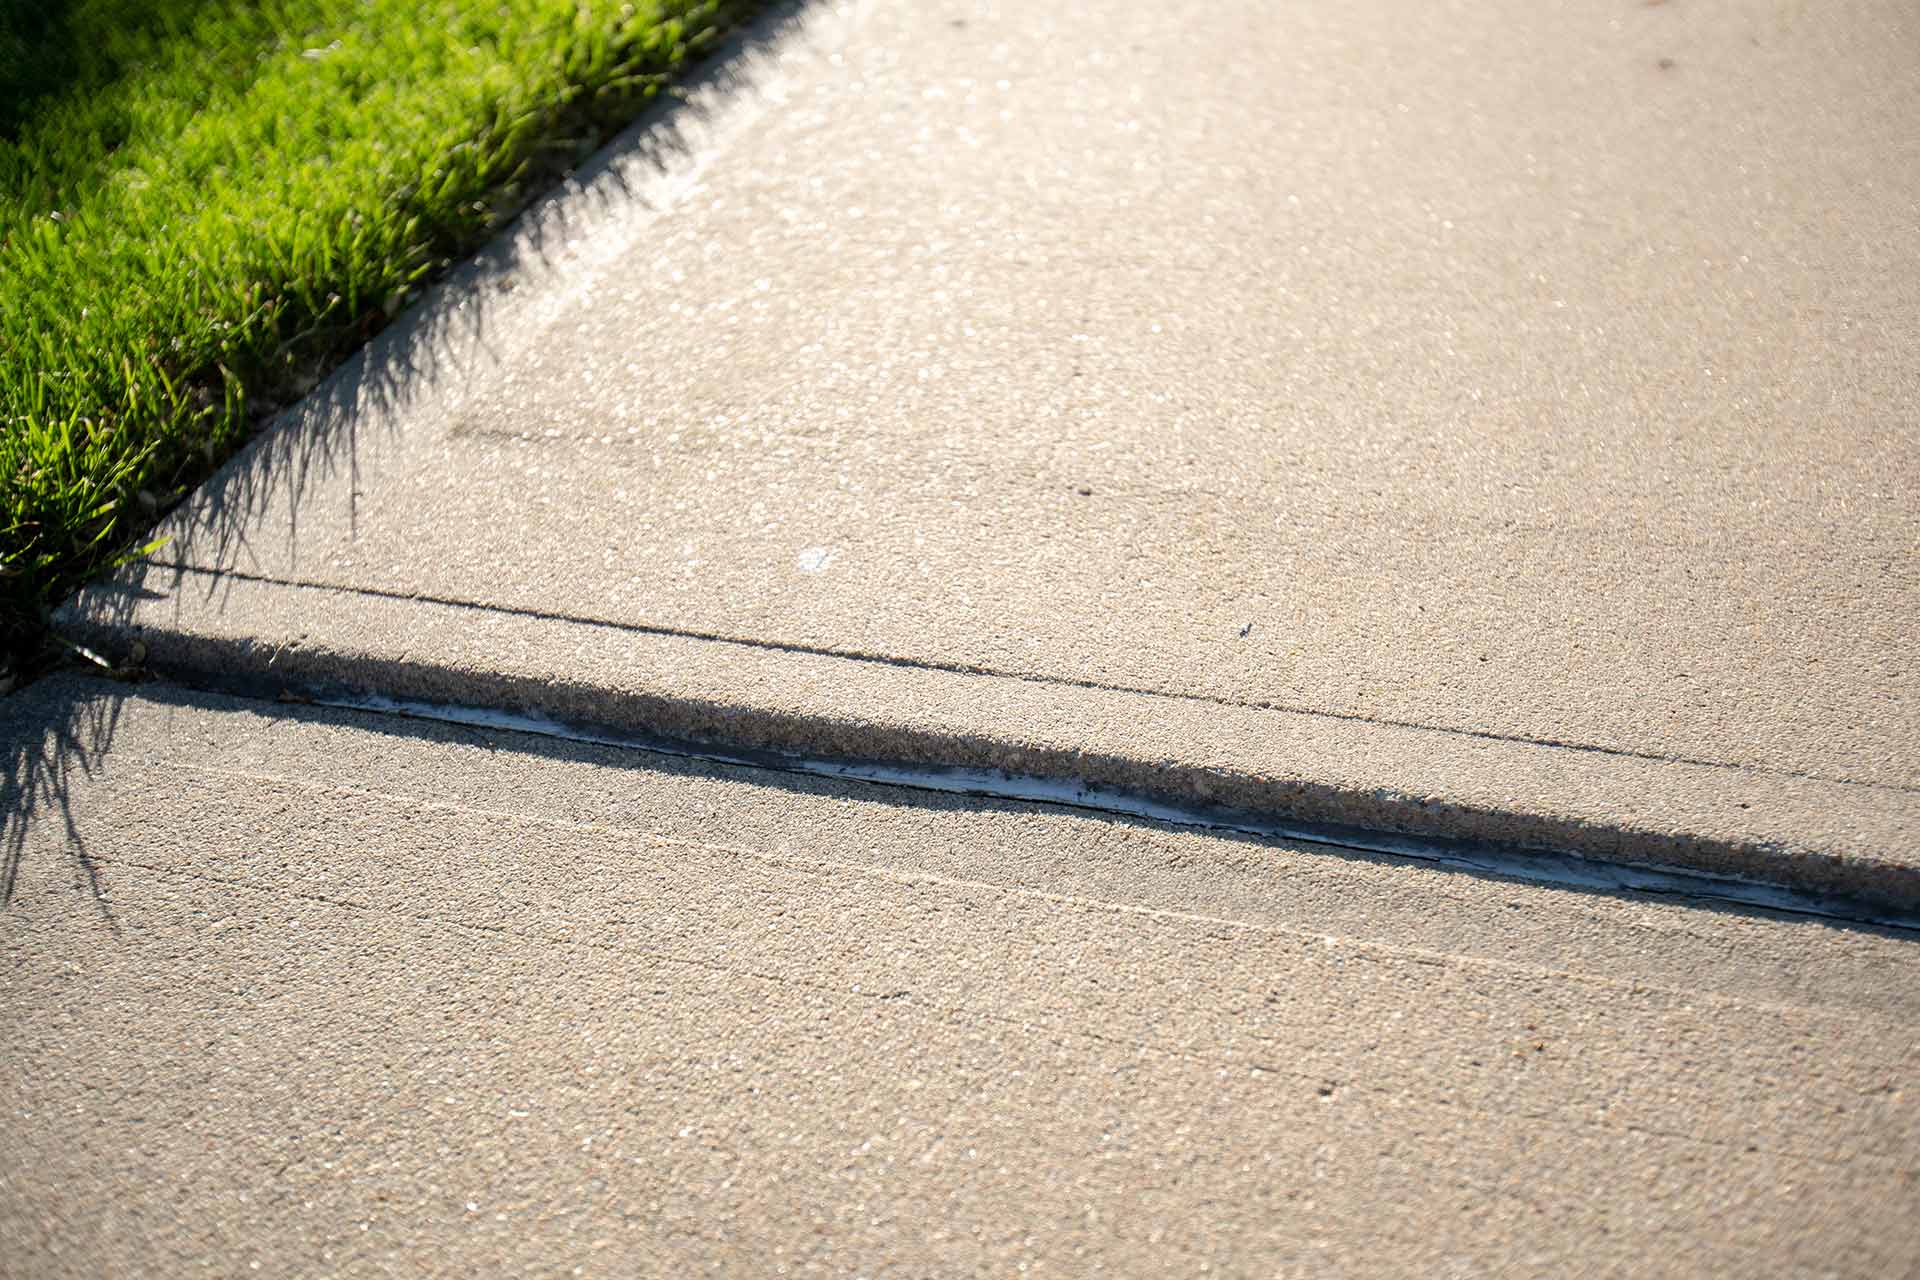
55, 567, 1920, 914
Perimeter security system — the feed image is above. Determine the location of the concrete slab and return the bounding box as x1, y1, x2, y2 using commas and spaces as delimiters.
59, 0, 1920, 897
5, 673, 1920, 1274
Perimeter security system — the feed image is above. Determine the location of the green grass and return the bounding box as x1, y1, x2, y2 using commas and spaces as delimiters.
0, 0, 753, 669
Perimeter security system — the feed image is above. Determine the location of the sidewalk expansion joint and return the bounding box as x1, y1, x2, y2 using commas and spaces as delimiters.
54, 577, 1920, 924
261, 684, 1916, 933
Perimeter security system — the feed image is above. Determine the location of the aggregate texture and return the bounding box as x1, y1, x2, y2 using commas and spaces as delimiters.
5, 674, 1919, 1275
60, 0, 1920, 900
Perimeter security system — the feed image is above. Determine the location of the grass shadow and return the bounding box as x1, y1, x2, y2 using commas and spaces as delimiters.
13, 0, 823, 664
61, 0, 819, 644
0, 671, 126, 926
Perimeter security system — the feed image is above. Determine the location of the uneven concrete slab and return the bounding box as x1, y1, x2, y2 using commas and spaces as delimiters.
5, 673, 1920, 1275
60, 0, 1920, 897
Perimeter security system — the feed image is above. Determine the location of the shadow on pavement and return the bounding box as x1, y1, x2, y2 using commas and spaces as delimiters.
0, 674, 127, 926
63, 0, 819, 645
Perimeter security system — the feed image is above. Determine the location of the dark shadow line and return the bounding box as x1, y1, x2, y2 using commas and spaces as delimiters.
99, 673, 1920, 941
59, 625, 1920, 923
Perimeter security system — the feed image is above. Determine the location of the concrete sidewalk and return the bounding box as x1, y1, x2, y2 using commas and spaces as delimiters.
8, 0, 1920, 1272
5, 674, 1918, 1275
57, 0, 1920, 907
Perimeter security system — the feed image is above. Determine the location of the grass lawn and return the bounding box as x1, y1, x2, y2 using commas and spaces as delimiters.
0, 0, 753, 672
